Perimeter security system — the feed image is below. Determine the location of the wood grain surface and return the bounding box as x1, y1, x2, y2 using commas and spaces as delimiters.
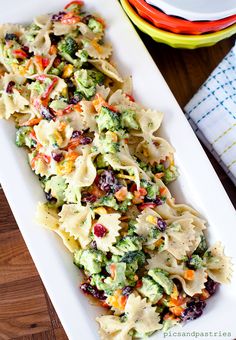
0, 29, 236, 340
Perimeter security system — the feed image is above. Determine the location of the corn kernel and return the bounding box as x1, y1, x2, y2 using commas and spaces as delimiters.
117, 174, 135, 181
91, 40, 103, 53
62, 64, 74, 78
106, 131, 118, 142
146, 215, 157, 225
56, 160, 74, 175
61, 87, 68, 98
170, 284, 179, 300
93, 207, 107, 215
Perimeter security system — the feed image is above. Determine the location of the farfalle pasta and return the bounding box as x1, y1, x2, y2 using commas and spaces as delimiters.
0, 1, 232, 339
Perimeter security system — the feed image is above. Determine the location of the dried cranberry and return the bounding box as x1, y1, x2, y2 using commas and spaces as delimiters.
45, 190, 57, 203
122, 286, 134, 296
157, 218, 167, 232
80, 283, 106, 300
144, 195, 163, 206
80, 136, 92, 145
40, 106, 55, 121
93, 224, 108, 238
21, 45, 33, 57
51, 151, 64, 162
90, 240, 97, 249
97, 170, 120, 193
5, 33, 18, 41
6, 81, 15, 94
51, 11, 66, 21
204, 277, 219, 296
81, 192, 97, 203
138, 202, 157, 211
69, 96, 80, 105
49, 33, 60, 45
181, 299, 206, 322
71, 130, 83, 139
81, 15, 93, 24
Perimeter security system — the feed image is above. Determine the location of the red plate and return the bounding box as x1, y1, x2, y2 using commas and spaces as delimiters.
128, 0, 236, 34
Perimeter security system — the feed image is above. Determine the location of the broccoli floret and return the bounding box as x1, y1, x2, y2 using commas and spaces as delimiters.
118, 197, 133, 212
188, 255, 203, 269
90, 273, 113, 295
163, 166, 179, 184
96, 154, 109, 168
141, 179, 158, 200
127, 220, 137, 236
115, 235, 143, 253
44, 175, 67, 206
104, 262, 127, 291
95, 195, 119, 210
95, 106, 121, 132
74, 69, 104, 99
74, 249, 106, 275
194, 234, 208, 256
148, 269, 174, 295
58, 36, 78, 57
99, 134, 120, 154
121, 110, 139, 130
15, 127, 36, 148
121, 251, 146, 278
88, 18, 103, 33
137, 276, 163, 304
49, 61, 66, 76
77, 49, 89, 63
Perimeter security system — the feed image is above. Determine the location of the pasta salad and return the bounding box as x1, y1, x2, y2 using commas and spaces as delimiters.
0, 1, 232, 339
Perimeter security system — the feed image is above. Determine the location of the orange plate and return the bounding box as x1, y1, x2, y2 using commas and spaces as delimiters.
128, 0, 236, 34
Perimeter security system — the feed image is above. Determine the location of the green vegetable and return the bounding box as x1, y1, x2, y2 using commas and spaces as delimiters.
140, 179, 158, 200
44, 175, 67, 206
74, 69, 104, 99
15, 126, 36, 148
77, 49, 89, 63
188, 255, 203, 269
115, 235, 143, 253
95, 106, 121, 132
194, 234, 208, 256
74, 249, 106, 275
49, 61, 65, 76
127, 221, 137, 236
104, 262, 127, 291
29, 77, 52, 95
118, 196, 133, 212
162, 319, 179, 332
25, 23, 40, 44
90, 273, 113, 294
163, 166, 179, 184
95, 195, 119, 210
98, 134, 120, 154
49, 99, 68, 111
148, 269, 174, 295
121, 250, 146, 278
137, 276, 163, 304
58, 36, 78, 57
88, 18, 103, 33
121, 110, 139, 130
96, 154, 109, 168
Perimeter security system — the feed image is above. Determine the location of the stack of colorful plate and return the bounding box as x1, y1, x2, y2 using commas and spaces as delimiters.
120, 0, 236, 48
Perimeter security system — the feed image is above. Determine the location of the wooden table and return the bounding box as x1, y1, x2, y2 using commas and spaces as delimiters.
0, 33, 236, 339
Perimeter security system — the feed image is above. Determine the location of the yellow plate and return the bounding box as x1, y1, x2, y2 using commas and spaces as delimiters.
120, 0, 236, 49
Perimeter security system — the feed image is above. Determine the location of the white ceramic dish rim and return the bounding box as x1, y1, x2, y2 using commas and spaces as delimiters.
0, 1, 236, 339
146, 0, 236, 21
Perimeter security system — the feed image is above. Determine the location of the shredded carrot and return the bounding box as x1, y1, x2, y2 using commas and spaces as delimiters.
66, 151, 79, 161
49, 45, 57, 55
200, 289, 210, 300
159, 186, 167, 197
169, 306, 184, 317
110, 264, 116, 279
20, 117, 42, 126
155, 172, 165, 179
184, 269, 195, 281
115, 187, 128, 202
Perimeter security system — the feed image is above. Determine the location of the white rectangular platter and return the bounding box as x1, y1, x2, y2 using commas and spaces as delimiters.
0, 1, 236, 339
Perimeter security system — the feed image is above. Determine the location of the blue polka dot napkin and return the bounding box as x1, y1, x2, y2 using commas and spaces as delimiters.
185, 43, 236, 185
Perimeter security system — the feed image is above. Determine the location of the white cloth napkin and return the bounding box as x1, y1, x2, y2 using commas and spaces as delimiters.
185, 43, 236, 185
